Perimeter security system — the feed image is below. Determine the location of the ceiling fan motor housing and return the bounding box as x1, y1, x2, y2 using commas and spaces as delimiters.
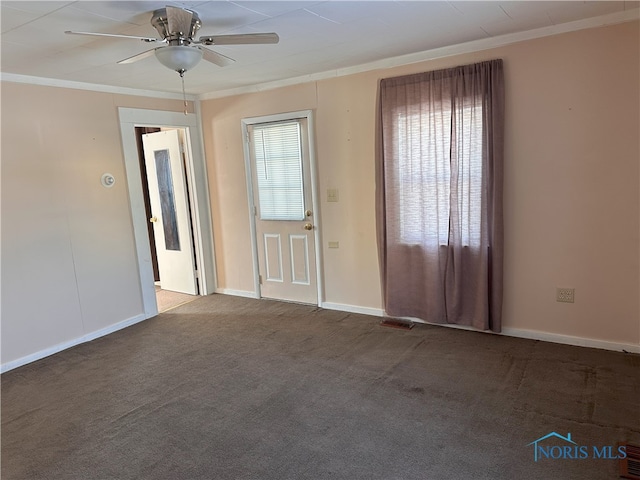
151, 7, 201, 45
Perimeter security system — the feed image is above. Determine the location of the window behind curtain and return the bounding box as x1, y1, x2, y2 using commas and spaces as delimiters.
376, 59, 504, 332
396, 97, 483, 247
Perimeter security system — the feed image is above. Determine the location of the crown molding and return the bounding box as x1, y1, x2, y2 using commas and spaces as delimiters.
0, 73, 197, 101
199, 8, 639, 100
1, 9, 636, 101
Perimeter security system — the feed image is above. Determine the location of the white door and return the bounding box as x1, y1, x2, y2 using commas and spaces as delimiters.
248, 118, 317, 304
142, 129, 198, 295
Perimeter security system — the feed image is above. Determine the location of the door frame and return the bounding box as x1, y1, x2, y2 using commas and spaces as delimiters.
119, 107, 216, 317
241, 110, 324, 304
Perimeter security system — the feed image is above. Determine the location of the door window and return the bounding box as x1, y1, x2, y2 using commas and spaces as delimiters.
154, 149, 181, 251
252, 121, 305, 221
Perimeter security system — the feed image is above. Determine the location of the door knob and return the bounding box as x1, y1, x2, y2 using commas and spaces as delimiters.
303, 223, 313, 231
305, 209, 312, 217
150, 216, 158, 223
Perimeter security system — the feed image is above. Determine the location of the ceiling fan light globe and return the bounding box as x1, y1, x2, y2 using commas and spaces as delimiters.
155, 46, 202, 73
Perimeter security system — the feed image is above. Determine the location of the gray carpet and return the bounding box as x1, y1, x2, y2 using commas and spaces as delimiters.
2, 294, 639, 479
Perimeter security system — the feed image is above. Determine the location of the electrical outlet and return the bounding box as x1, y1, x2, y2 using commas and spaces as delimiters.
327, 188, 339, 202
556, 288, 575, 303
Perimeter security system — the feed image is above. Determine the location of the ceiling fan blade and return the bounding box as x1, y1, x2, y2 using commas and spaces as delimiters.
117, 48, 157, 64
197, 33, 279, 46
65, 31, 160, 43
199, 47, 235, 67
166, 6, 193, 36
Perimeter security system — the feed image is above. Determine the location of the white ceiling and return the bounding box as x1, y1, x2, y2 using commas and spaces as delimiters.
2, 1, 638, 97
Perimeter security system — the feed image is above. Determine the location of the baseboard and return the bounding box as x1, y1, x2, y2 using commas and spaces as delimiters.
1, 313, 148, 374
319, 304, 639, 354
214, 288, 259, 299
501, 327, 640, 354
320, 302, 384, 317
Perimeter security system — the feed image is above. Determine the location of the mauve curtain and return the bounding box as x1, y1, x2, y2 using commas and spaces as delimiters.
375, 59, 504, 332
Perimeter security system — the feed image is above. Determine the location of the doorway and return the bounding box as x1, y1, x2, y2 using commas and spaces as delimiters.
119, 107, 216, 318
135, 127, 198, 310
242, 110, 323, 305
135, 126, 161, 283
140, 128, 198, 295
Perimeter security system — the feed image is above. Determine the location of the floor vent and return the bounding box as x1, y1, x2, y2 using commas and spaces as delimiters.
620, 443, 640, 479
380, 318, 414, 330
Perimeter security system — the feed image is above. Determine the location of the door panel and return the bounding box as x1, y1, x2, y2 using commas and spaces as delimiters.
249, 118, 317, 304
264, 234, 283, 282
142, 129, 197, 295
290, 235, 310, 285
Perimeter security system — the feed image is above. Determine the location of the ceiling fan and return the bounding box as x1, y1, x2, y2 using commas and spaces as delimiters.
65, 5, 279, 76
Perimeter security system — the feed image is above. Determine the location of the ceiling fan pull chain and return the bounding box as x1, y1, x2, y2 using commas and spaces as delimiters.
180, 70, 187, 115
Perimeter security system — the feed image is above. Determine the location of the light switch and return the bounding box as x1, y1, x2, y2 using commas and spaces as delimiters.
328, 241, 339, 249
327, 188, 339, 202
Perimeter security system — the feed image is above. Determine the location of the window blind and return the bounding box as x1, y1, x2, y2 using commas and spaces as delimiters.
253, 121, 305, 221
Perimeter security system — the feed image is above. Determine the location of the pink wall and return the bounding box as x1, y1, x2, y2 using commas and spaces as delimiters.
202, 21, 639, 348
1, 83, 188, 366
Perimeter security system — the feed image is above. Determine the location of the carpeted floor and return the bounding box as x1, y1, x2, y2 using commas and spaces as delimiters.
2, 294, 639, 479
